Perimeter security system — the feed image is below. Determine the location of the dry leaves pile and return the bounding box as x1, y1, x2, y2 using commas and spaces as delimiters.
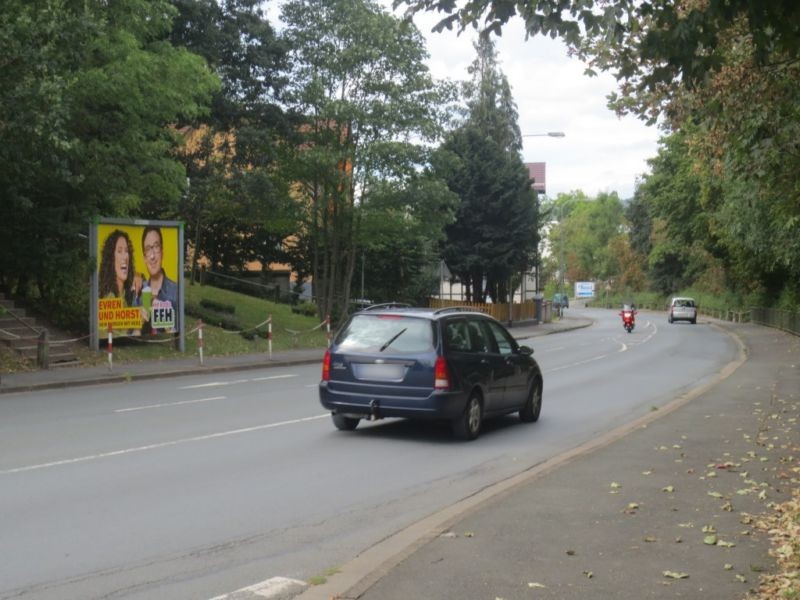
751, 488, 800, 598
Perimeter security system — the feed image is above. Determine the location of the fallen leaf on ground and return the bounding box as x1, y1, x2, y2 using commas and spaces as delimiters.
704, 535, 719, 545
663, 571, 689, 579
528, 582, 547, 589
663, 485, 675, 493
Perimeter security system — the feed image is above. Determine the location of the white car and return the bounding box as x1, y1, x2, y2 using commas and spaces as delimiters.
668, 297, 697, 324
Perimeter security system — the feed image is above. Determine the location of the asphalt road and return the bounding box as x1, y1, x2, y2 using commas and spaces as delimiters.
0, 308, 738, 599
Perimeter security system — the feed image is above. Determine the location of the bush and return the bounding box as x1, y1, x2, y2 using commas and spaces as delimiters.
291, 302, 318, 317
200, 298, 236, 314
185, 301, 245, 332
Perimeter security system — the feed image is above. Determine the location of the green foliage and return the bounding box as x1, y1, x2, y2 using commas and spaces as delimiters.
544, 192, 624, 288
280, 0, 455, 322
291, 302, 318, 317
434, 37, 539, 304
185, 301, 244, 331
170, 0, 297, 275
437, 124, 538, 303
199, 298, 236, 314
402, 0, 800, 309
356, 176, 457, 305
0, 0, 217, 324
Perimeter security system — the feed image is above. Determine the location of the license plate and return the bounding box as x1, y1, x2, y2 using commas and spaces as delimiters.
353, 363, 405, 381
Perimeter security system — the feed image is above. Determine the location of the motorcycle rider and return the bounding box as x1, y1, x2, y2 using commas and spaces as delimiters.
620, 303, 638, 332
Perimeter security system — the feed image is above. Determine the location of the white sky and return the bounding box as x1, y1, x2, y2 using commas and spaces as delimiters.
402, 10, 663, 199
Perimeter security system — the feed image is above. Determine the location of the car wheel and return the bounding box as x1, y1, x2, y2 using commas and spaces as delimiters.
691, 317, 697, 324
453, 392, 482, 441
519, 378, 543, 423
332, 413, 359, 431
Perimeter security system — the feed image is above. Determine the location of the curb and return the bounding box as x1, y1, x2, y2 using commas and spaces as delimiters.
0, 356, 324, 395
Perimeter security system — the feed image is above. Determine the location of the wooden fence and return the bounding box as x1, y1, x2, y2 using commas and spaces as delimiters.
428, 298, 537, 322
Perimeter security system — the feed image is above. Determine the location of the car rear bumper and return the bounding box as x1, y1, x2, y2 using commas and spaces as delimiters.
319, 382, 467, 420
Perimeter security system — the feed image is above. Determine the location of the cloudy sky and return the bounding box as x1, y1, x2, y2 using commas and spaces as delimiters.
402, 9, 663, 199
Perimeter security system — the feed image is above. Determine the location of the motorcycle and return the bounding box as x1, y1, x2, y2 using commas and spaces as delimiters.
619, 307, 637, 333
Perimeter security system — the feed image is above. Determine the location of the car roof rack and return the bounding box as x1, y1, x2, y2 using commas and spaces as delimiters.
432, 306, 485, 315
361, 302, 413, 312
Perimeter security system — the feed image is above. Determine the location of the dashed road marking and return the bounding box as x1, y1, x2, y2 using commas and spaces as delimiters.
0, 414, 329, 475
179, 374, 298, 390
115, 396, 226, 413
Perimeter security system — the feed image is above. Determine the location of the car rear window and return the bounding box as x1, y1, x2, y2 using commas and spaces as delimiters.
335, 314, 435, 354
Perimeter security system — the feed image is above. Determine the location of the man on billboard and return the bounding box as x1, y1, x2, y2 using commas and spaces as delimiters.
140, 225, 178, 333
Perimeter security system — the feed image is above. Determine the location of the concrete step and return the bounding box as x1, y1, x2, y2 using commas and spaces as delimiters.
15, 345, 76, 361
0, 296, 82, 367
0, 324, 44, 338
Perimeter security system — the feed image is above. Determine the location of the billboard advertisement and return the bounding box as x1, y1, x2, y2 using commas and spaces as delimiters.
91, 219, 184, 349
575, 281, 595, 298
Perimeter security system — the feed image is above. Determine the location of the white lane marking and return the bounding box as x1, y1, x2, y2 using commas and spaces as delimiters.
179, 380, 244, 389
208, 576, 308, 600
533, 346, 566, 354
250, 374, 297, 382
544, 318, 660, 373
179, 374, 297, 389
115, 396, 227, 413
544, 336, 628, 373
1, 414, 329, 475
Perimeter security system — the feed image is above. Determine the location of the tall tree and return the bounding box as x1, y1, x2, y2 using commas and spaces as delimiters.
280, 0, 453, 322
355, 175, 458, 304
436, 126, 538, 303
436, 37, 539, 303
169, 0, 297, 278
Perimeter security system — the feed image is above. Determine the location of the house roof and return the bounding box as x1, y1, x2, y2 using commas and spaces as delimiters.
526, 162, 546, 194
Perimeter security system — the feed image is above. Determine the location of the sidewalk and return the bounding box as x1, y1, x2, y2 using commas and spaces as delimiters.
299, 320, 799, 600
0, 315, 593, 395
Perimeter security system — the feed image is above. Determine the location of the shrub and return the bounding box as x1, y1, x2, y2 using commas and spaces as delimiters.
291, 302, 318, 317
200, 298, 236, 314
185, 302, 245, 332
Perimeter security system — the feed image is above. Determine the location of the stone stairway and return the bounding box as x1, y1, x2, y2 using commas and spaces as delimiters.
0, 294, 81, 367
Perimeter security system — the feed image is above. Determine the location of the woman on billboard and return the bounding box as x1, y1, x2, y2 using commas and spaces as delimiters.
98, 230, 138, 307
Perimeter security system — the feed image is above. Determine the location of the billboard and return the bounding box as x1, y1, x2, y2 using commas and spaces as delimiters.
90, 219, 184, 350
575, 281, 595, 298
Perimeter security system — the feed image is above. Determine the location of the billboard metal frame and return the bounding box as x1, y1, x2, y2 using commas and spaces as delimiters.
90, 217, 185, 352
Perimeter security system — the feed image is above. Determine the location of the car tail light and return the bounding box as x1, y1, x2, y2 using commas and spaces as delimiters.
434, 356, 450, 390
322, 349, 331, 381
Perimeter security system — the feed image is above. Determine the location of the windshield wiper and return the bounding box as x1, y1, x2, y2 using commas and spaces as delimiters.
379, 328, 407, 352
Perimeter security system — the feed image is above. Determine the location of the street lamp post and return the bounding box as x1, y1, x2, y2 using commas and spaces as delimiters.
522, 131, 565, 302
555, 196, 580, 316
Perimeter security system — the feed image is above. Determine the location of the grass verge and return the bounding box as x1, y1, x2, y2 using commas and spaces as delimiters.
1, 284, 329, 371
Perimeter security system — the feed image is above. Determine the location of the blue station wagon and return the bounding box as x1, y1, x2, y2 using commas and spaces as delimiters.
319, 305, 544, 440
